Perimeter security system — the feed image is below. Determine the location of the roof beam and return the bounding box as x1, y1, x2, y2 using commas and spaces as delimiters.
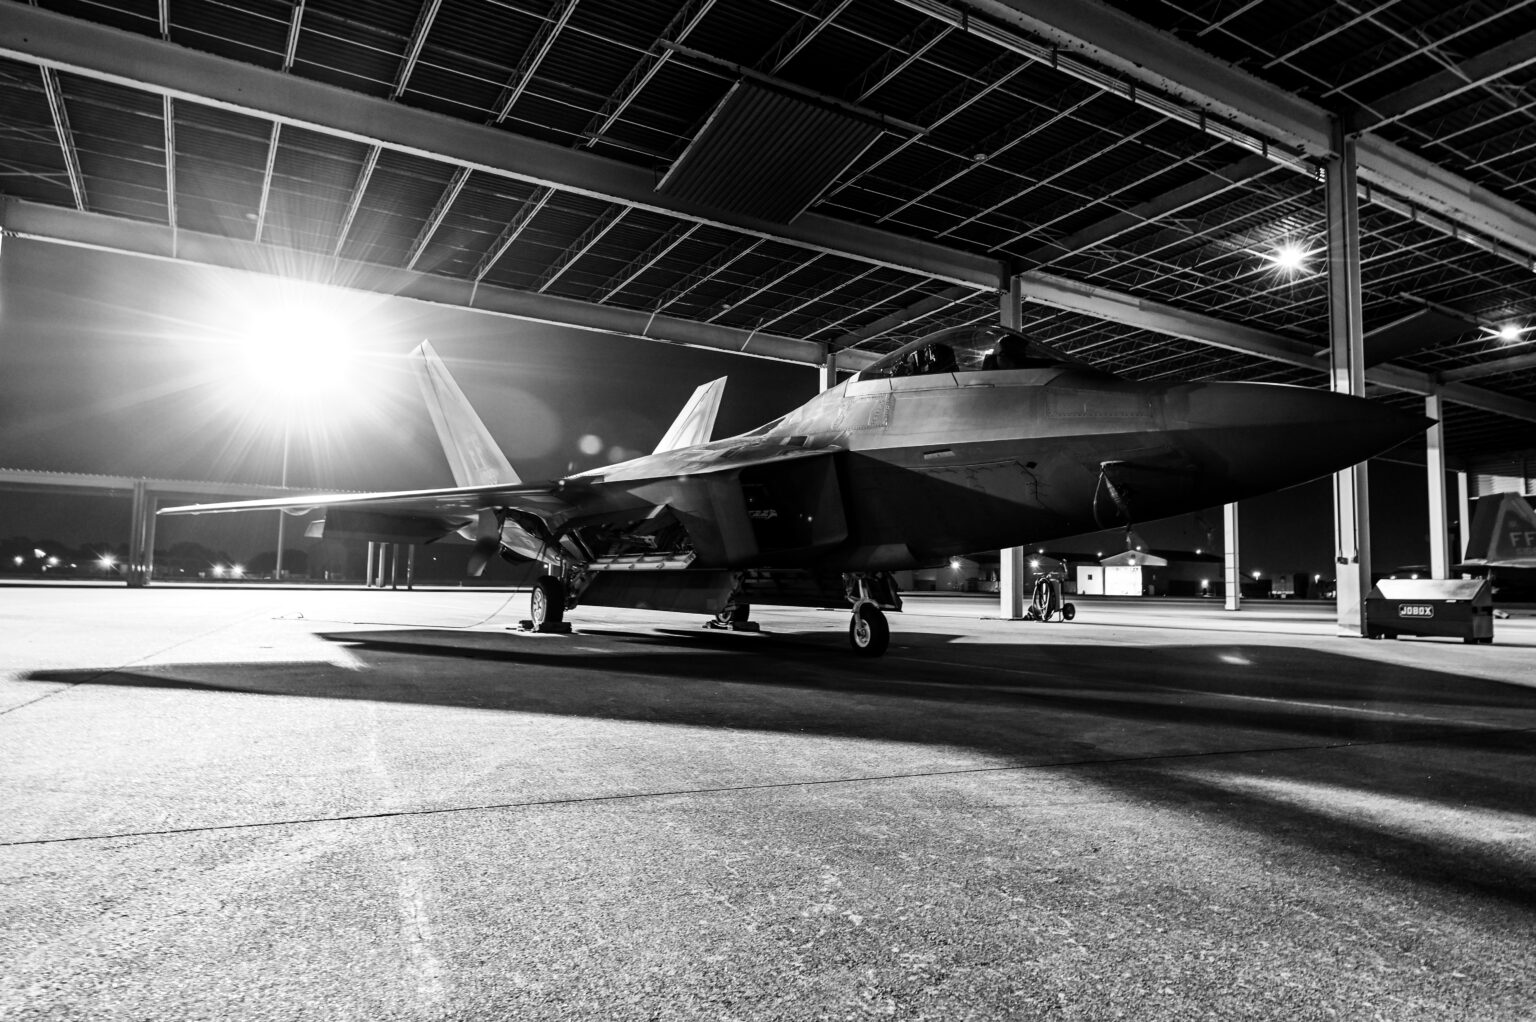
0, 198, 878, 371
1015, 269, 1536, 422
404, 165, 471, 271
39, 67, 87, 211
581, 0, 718, 149
1441, 349, 1536, 384
0, 3, 1000, 289
932, 0, 1536, 262
1358, 29, 1536, 132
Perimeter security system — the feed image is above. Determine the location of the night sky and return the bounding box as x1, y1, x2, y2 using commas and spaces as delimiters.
0, 237, 1435, 575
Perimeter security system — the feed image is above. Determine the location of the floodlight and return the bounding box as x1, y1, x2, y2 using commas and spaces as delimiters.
1029, 559, 1040, 570
1252, 569, 1261, 579
211, 565, 225, 577
1271, 242, 1307, 272
99, 555, 115, 569
1499, 323, 1523, 343
33, 548, 45, 558
949, 557, 962, 569
12, 556, 22, 566
46, 556, 59, 566
231, 564, 245, 578
233, 284, 358, 400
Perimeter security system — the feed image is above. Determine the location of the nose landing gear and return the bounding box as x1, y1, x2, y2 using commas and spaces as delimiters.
846, 572, 901, 656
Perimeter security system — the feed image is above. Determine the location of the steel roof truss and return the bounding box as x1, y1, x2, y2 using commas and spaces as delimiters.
651, 237, 764, 315
534, 205, 627, 294
473, 185, 553, 283
592, 222, 700, 304
581, 0, 718, 149
405, 164, 471, 272
162, 95, 175, 231
39, 67, 86, 212
1360, 28, 1536, 131
333, 144, 381, 257
393, 0, 445, 99
493, 0, 579, 124
253, 122, 280, 243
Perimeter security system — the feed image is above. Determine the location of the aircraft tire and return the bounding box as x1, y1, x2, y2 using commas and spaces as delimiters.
530, 575, 565, 632
1062, 603, 1076, 621
849, 604, 890, 657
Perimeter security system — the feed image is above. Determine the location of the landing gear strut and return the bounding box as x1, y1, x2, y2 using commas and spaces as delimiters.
705, 603, 760, 632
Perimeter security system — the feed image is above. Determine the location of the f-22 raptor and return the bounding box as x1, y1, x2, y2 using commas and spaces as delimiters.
161, 326, 1426, 655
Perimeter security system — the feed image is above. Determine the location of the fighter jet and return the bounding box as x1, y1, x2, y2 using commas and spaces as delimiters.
160, 326, 1426, 655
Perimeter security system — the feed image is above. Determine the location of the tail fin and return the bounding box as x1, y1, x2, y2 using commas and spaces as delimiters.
1462, 492, 1536, 567
411, 341, 521, 487
653, 377, 726, 454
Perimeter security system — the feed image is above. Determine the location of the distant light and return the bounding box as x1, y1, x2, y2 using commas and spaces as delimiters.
231, 564, 245, 578
46, 556, 59, 566
99, 555, 116, 569
1195, 548, 1202, 555
1252, 569, 1261, 579
1314, 574, 1321, 582
949, 557, 962, 570
1029, 559, 1040, 570
1272, 242, 1308, 272
33, 548, 45, 559
1128, 556, 1136, 565
12, 556, 22, 566
1410, 572, 1420, 580
211, 565, 225, 577
1200, 579, 1209, 588
1498, 323, 1523, 343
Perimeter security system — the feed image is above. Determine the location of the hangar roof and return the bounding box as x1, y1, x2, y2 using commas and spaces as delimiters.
2, 0, 1535, 466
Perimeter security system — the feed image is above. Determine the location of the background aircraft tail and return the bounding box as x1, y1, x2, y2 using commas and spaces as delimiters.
1462, 491, 1536, 566
653, 377, 726, 454
411, 341, 521, 487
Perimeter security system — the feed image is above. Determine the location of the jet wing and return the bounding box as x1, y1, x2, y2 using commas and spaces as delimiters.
158, 481, 575, 519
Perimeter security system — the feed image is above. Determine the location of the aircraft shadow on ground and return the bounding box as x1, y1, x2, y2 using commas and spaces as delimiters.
21, 625, 1536, 908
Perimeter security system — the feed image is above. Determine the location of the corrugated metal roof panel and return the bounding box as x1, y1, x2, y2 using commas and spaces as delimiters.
657, 80, 881, 224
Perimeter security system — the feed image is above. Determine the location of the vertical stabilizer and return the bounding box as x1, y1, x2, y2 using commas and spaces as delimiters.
653, 377, 727, 454
412, 341, 521, 487
1463, 492, 1536, 566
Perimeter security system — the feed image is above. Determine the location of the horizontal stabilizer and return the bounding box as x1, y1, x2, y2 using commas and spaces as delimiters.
413, 340, 521, 487
654, 377, 726, 454
1462, 492, 1536, 567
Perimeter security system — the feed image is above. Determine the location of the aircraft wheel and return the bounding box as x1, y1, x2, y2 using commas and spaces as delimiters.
1062, 603, 1076, 621
848, 604, 890, 657
530, 575, 565, 632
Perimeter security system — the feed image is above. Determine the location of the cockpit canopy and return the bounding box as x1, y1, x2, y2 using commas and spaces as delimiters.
853, 324, 1112, 382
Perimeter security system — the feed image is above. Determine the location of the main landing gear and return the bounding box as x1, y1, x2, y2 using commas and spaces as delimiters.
705, 603, 760, 632
527, 574, 571, 633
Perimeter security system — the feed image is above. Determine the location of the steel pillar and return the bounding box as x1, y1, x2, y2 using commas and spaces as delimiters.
390, 543, 401, 589
999, 273, 1025, 620
1326, 119, 1372, 636
1223, 502, 1241, 611
127, 479, 153, 587
819, 350, 838, 393
406, 545, 416, 590
365, 541, 376, 587
1425, 393, 1450, 579
1457, 472, 1472, 560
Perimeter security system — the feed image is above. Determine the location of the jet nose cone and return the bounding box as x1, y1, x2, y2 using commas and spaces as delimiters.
1177, 383, 1430, 494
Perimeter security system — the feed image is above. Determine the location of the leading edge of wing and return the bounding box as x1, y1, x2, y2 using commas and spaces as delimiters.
158, 481, 570, 518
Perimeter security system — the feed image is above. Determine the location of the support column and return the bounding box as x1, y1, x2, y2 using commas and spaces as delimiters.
127, 479, 149, 587
406, 545, 416, 590
819, 349, 838, 393
1326, 118, 1371, 636
1425, 393, 1450, 579
365, 541, 376, 588
999, 273, 1025, 620
1457, 472, 1472, 561
390, 543, 400, 589
1223, 502, 1241, 611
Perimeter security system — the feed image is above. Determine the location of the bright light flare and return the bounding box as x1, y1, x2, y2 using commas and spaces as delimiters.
235, 300, 357, 401
1498, 323, 1524, 343
230, 564, 245, 578
98, 555, 116, 568
1270, 242, 1309, 273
